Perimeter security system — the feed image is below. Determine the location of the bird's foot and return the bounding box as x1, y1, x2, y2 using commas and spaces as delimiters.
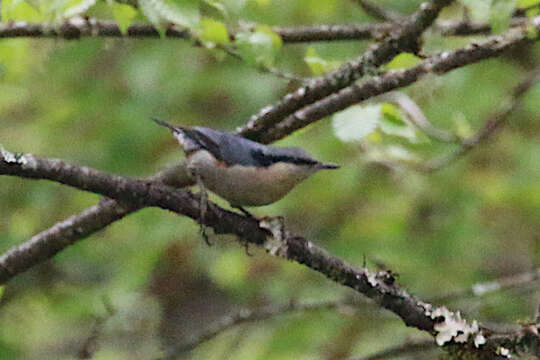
232, 205, 259, 220
196, 175, 212, 246
200, 224, 212, 246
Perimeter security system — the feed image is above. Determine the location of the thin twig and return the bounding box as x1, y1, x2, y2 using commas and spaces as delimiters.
435, 17, 527, 36
377, 92, 458, 143
351, 0, 404, 22
160, 301, 343, 358
348, 339, 437, 360
78, 297, 116, 359
431, 268, 540, 303
0, 17, 519, 43
423, 67, 540, 172
214, 42, 307, 82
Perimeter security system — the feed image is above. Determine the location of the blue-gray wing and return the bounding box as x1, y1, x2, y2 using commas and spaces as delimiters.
192, 127, 267, 166
183, 126, 338, 169
193, 128, 321, 167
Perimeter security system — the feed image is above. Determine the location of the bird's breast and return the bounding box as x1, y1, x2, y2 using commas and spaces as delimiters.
187, 150, 316, 206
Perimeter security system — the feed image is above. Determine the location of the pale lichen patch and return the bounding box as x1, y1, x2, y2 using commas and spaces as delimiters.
1, 145, 28, 165
366, 271, 379, 287
423, 305, 484, 347
260, 217, 288, 257
473, 333, 486, 348
497, 346, 511, 358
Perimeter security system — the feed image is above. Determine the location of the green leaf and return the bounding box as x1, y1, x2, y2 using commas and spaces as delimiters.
304, 48, 328, 76
235, 25, 282, 67
110, 3, 137, 34
332, 104, 381, 142
525, 6, 540, 16
381, 103, 405, 126
462, 0, 519, 34
304, 48, 341, 75
379, 104, 418, 141
63, 0, 96, 18
517, 0, 540, 8
197, 18, 230, 45
221, 0, 247, 13
525, 23, 539, 39
461, 0, 492, 23
489, 0, 518, 33
2, 0, 42, 22
385, 53, 421, 70
139, 0, 163, 29
139, 0, 200, 29
200, 0, 228, 19
453, 112, 474, 138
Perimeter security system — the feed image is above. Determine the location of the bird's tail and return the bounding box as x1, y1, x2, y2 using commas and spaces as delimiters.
318, 162, 340, 170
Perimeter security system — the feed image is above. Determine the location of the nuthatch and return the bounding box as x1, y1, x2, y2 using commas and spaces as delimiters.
154, 119, 339, 210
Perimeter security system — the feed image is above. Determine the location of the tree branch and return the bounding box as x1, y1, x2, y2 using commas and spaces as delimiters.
238, 0, 455, 141
257, 20, 540, 143
0, 160, 193, 283
0, 151, 435, 332
0, 148, 530, 358
0, 17, 519, 43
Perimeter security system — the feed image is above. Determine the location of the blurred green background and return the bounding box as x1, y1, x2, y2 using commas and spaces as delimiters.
0, 0, 539, 359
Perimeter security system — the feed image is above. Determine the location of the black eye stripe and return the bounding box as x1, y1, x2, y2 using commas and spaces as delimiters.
250, 150, 318, 167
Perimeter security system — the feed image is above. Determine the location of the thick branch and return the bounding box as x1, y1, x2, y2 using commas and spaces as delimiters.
0, 149, 529, 358
0, 153, 267, 246
0, 151, 436, 334
0, 160, 192, 283
238, 0, 455, 141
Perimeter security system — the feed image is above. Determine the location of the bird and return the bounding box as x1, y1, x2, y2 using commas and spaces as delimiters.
153, 119, 339, 214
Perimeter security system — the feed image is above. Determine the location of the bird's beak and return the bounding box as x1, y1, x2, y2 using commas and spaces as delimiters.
318, 162, 340, 170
